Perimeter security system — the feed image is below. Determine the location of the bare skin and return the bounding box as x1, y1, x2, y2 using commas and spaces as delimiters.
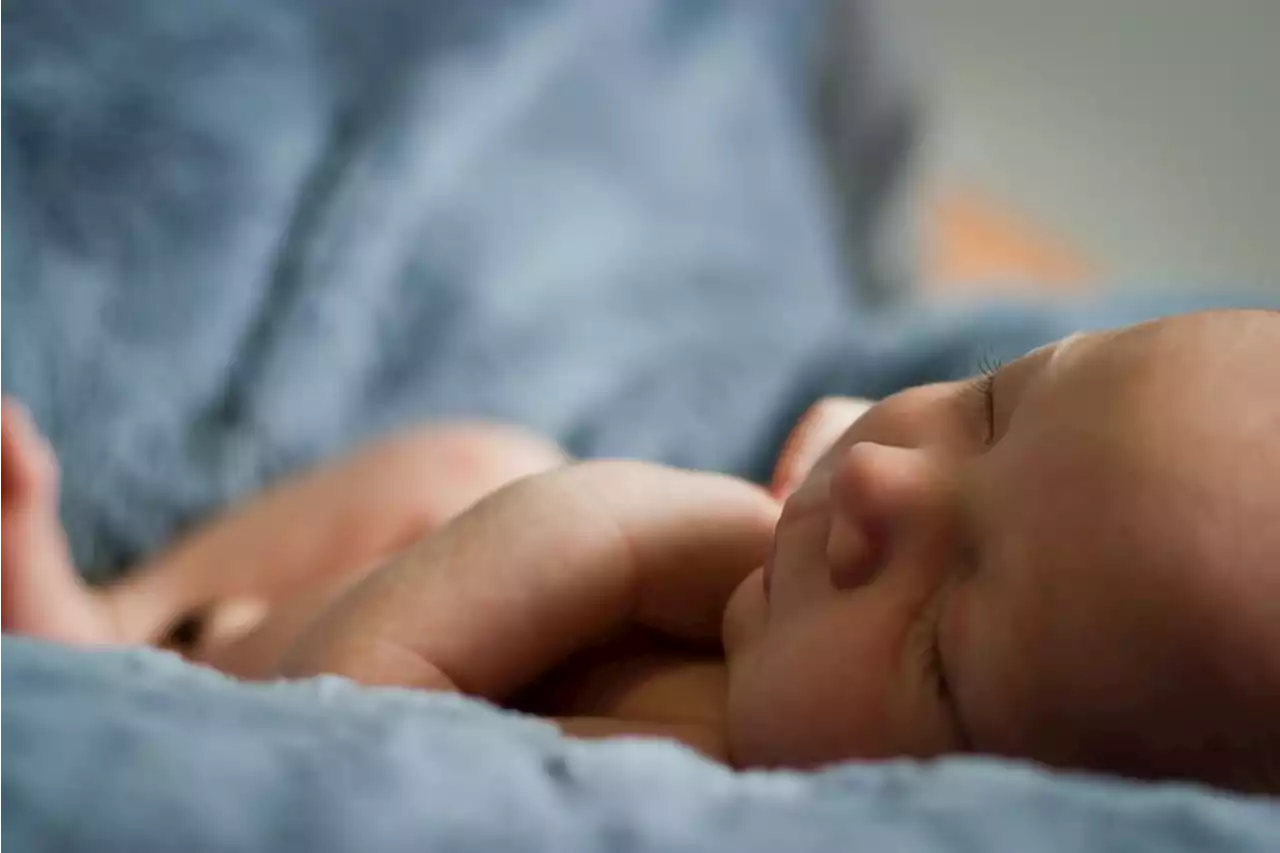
285, 310, 1280, 788
2, 403, 566, 677
724, 309, 1280, 789
6, 310, 1280, 790
3, 405, 115, 645
276, 460, 779, 760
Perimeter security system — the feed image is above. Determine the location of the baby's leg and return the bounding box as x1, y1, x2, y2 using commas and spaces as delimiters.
109, 422, 566, 674
2, 400, 116, 644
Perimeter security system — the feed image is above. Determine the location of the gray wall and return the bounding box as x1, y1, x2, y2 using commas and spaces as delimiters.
897, 0, 1279, 290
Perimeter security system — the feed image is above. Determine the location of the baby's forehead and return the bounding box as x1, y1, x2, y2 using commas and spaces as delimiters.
1045, 311, 1279, 455
1019, 312, 1279, 579
1087, 310, 1279, 388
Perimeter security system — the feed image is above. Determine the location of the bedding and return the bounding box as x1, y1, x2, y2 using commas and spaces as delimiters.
3, 0, 1276, 850
6, 638, 1279, 853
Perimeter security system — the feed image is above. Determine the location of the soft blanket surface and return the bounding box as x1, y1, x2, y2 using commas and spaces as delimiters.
3, 0, 1276, 850
7, 639, 1279, 853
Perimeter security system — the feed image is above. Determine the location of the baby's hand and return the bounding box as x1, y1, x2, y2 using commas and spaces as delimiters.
279, 462, 778, 702
772, 397, 875, 498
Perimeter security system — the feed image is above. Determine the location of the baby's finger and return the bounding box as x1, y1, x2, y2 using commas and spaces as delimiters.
772, 397, 874, 498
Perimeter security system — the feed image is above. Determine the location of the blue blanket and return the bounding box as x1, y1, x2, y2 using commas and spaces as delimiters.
3, 0, 1276, 849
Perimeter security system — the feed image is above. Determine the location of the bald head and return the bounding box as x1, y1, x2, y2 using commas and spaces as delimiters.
1133, 310, 1280, 790
961, 310, 1280, 791
724, 309, 1280, 792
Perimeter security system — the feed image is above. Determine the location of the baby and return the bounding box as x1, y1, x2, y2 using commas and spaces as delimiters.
4, 309, 1279, 793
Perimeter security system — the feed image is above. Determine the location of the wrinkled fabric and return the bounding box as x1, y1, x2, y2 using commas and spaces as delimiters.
5, 639, 1279, 853
4, 0, 857, 580
3, 0, 1277, 850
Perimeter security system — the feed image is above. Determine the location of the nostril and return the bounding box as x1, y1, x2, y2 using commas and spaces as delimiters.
827, 517, 887, 590
159, 608, 209, 653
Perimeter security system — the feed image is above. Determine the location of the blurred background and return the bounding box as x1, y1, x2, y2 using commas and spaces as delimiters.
896, 0, 1279, 296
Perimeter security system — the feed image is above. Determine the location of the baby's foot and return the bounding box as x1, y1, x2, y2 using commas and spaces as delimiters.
2, 399, 115, 644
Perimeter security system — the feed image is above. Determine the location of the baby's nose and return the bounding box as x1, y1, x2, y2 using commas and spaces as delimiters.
826, 511, 887, 590
833, 441, 939, 510
829, 441, 957, 571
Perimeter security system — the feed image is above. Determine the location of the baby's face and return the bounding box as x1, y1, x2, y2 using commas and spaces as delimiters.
723, 310, 1280, 785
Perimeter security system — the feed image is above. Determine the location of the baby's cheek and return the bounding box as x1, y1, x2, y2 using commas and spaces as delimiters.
941, 579, 1033, 756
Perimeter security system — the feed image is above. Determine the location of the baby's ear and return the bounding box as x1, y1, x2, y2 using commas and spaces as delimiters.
771, 397, 873, 499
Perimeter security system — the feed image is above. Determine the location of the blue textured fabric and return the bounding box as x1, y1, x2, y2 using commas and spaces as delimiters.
3, 0, 1277, 850
4, 0, 853, 581
5, 638, 1280, 853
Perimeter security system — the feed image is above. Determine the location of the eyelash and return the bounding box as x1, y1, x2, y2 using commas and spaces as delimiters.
975, 354, 1004, 445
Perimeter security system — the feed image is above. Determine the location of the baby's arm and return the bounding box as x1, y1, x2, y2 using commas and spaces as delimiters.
108, 424, 564, 658
281, 462, 778, 701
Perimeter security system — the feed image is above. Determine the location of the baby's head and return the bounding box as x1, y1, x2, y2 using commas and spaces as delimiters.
723, 309, 1280, 792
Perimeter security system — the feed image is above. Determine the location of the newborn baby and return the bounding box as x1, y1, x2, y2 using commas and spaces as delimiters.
5, 309, 1278, 794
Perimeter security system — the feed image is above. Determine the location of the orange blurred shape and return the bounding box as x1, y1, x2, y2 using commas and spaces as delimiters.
925, 187, 1095, 296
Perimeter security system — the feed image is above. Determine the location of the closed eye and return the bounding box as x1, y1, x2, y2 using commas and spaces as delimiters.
974, 354, 1005, 446
976, 373, 997, 445
960, 366, 1001, 447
